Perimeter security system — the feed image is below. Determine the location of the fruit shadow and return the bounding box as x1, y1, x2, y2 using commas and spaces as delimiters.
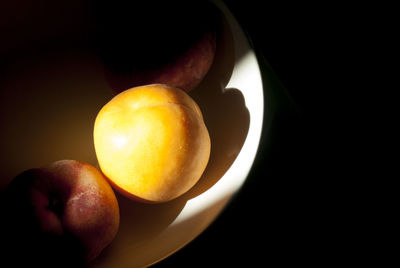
182, 14, 250, 200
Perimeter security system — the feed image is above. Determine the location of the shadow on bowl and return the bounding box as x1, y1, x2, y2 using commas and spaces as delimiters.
91, 8, 251, 266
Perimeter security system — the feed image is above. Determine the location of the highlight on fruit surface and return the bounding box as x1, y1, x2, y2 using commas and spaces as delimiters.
94, 84, 211, 203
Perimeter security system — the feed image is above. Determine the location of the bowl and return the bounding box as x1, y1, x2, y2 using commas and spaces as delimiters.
0, 0, 264, 266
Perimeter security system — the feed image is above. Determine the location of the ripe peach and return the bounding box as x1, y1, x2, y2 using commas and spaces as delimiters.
93, 84, 211, 203
104, 30, 216, 94
93, 1, 219, 93
1, 160, 120, 265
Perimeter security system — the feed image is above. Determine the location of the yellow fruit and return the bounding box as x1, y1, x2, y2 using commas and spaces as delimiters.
94, 84, 210, 203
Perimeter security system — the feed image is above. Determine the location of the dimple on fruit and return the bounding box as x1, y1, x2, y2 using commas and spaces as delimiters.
93, 84, 211, 203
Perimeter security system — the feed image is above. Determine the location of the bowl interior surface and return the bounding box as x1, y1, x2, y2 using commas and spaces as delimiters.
0, 1, 264, 267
